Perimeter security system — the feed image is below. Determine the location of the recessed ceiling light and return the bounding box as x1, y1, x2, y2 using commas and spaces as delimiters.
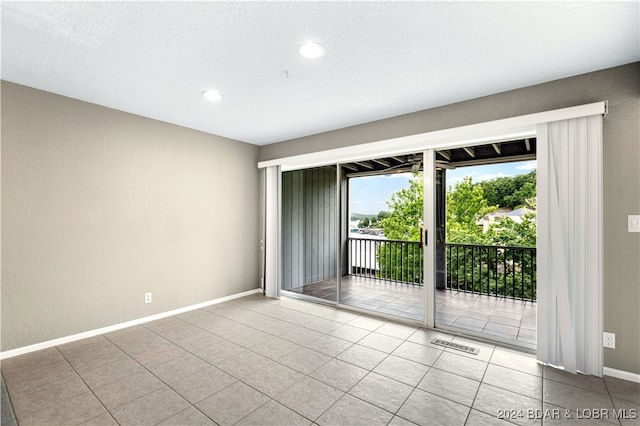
202, 90, 223, 102
298, 41, 325, 59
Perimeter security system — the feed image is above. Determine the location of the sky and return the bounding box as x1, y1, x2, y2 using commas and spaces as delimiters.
350, 160, 536, 215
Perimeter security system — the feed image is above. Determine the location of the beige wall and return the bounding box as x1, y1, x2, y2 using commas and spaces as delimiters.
261, 63, 640, 375
1, 81, 261, 351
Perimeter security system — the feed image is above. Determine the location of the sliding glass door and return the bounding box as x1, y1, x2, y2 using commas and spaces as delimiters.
281, 166, 339, 302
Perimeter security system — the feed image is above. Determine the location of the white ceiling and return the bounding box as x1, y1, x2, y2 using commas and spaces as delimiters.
2, 2, 638, 146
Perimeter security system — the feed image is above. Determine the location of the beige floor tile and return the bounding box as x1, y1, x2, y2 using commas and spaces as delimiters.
376, 322, 419, 340
317, 394, 393, 426
610, 398, 640, 426
389, 415, 419, 425
392, 340, 443, 366
242, 362, 305, 397
275, 376, 343, 421
215, 349, 273, 378
433, 351, 488, 381
93, 371, 164, 410
305, 335, 353, 357
17, 392, 106, 426
3, 360, 76, 394
147, 352, 210, 384
171, 365, 237, 404
336, 344, 388, 370
473, 383, 541, 426
236, 400, 311, 426
78, 356, 146, 389
250, 335, 302, 360
328, 324, 371, 342
490, 347, 542, 377
349, 372, 413, 413
196, 381, 270, 425
373, 355, 430, 386
359, 332, 404, 353
448, 336, 495, 362
4, 295, 639, 426
11, 374, 88, 419
466, 409, 514, 425
541, 403, 615, 425
398, 388, 470, 426
348, 315, 387, 331
280, 326, 325, 345
279, 347, 331, 375
310, 358, 368, 392
111, 387, 190, 425
78, 412, 119, 425
605, 375, 640, 404
0, 348, 64, 374
483, 364, 542, 399
544, 366, 608, 394
132, 343, 188, 368
543, 379, 615, 414
418, 368, 480, 407
190, 338, 244, 364
157, 406, 216, 425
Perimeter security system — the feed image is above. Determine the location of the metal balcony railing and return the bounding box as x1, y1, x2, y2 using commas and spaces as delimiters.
348, 237, 423, 285
446, 243, 536, 301
348, 237, 537, 302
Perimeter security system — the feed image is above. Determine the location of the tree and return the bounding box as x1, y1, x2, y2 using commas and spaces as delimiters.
485, 213, 537, 247
479, 170, 536, 209
358, 217, 370, 228
380, 173, 423, 241
446, 176, 496, 244
377, 173, 423, 283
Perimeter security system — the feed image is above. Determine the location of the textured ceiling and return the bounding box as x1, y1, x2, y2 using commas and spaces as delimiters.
2, 2, 638, 145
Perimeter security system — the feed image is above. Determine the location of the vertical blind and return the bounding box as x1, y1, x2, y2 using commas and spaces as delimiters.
537, 115, 603, 376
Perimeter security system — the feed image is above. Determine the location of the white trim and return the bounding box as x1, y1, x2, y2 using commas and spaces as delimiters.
423, 149, 436, 328
264, 166, 281, 298
0, 288, 262, 360
258, 102, 606, 170
603, 367, 640, 383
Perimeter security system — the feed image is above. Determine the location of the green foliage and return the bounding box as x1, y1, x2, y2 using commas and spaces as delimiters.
369, 169, 537, 297
358, 217, 370, 228
479, 170, 536, 209
446, 176, 496, 244
376, 241, 423, 284
381, 173, 423, 241
376, 173, 423, 283
485, 213, 537, 247
357, 211, 389, 229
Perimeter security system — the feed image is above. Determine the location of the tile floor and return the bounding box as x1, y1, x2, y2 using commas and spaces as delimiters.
1, 294, 638, 426
289, 276, 536, 345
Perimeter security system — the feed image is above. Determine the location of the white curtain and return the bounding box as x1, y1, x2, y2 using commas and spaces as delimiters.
264, 166, 281, 298
536, 115, 603, 376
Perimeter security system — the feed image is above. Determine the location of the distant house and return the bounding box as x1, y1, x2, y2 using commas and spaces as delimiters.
478, 207, 536, 233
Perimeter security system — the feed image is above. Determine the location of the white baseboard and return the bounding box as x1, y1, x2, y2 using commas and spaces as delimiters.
0, 288, 262, 360
603, 367, 640, 383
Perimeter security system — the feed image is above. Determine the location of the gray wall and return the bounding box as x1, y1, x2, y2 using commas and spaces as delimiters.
282, 167, 337, 290
1, 81, 261, 351
261, 63, 640, 375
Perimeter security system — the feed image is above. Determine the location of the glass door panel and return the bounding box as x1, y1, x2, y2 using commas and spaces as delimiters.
281, 166, 338, 302
339, 156, 425, 323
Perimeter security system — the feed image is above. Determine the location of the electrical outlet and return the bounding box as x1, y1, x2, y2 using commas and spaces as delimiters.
603, 332, 615, 349
629, 215, 640, 233
144, 292, 152, 304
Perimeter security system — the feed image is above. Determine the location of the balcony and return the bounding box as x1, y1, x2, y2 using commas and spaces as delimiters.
288, 237, 536, 346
